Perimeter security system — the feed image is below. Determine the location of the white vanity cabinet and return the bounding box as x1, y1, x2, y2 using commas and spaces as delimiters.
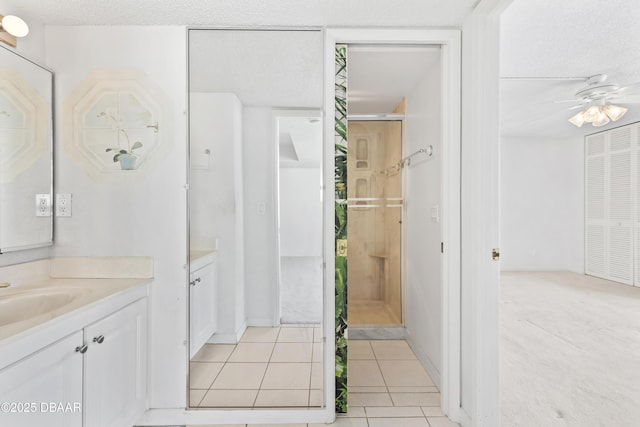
0, 298, 147, 427
0, 331, 84, 427
83, 298, 147, 427
190, 254, 218, 357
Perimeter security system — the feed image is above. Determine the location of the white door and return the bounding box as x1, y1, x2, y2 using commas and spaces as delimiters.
585, 125, 634, 285
0, 331, 83, 427
83, 299, 147, 427
585, 132, 607, 278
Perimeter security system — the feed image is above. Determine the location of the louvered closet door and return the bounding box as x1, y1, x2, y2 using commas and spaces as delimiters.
607, 126, 634, 285
585, 133, 607, 278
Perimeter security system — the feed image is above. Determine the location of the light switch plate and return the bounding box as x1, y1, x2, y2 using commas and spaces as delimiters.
56, 193, 72, 217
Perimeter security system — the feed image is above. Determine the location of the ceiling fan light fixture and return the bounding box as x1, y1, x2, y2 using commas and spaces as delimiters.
568, 111, 585, 127
582, 105, 602, 122
592, 110, 611, 127
602, 104, 627, 121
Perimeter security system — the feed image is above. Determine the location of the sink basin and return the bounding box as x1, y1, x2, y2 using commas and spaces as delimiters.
0, 290, 76, 327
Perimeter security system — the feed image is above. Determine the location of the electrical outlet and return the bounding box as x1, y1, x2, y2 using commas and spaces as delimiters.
56, 193, 72, 217
35, 194, 51, 217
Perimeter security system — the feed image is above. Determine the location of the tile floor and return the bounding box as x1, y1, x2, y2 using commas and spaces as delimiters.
188, 338, 459, 426
190, 324, 323, 408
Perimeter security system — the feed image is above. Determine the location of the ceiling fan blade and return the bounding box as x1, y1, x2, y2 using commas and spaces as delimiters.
616, 82, 640, 94
568, 104, 587, 110
611, 94, 640, 104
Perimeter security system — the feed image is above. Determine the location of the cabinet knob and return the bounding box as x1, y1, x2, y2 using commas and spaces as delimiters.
93, 335, 105, 344
190, 277, 201, 286
75, 344, 88, 354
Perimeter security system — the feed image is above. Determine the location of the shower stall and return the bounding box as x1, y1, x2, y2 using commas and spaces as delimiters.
347, 119, 403, 327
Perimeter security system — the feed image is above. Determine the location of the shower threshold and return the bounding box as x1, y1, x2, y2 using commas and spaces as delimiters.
349, 326, 406, 340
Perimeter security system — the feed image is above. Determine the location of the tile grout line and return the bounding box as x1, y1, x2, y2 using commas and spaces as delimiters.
252, 326, 280, 407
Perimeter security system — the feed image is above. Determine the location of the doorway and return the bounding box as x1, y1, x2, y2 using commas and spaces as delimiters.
326, 30, 462, 420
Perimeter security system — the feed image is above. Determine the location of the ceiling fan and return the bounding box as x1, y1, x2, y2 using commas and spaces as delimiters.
556, 74, 640, 127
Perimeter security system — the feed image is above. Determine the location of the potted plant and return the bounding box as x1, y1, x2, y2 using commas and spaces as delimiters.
98, 110, 144, 170
106, 139, 143, 170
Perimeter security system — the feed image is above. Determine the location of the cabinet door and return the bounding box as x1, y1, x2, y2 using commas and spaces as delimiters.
83, 299, 147, 427
190, 261, 217, 357
0, 331, 83, 427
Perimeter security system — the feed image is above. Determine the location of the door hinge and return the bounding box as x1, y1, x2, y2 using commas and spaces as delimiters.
492, 248, 500, 261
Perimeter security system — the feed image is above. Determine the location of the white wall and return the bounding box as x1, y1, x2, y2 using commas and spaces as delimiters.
45, 26, 188, 408
500, 135, 584, 273
190, 93, 246, 339
242, 107, 278, 326
404, 57, 442, 386
279, 168, 322, 257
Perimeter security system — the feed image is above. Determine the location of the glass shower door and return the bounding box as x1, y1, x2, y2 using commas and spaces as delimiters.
347, 120, 403, 326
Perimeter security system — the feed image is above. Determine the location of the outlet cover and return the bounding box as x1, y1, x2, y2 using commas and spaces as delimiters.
35, 194, 52, 217
56, 193, 72, 217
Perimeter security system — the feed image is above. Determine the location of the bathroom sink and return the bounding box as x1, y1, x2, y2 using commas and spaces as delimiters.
0, 290, 77, 327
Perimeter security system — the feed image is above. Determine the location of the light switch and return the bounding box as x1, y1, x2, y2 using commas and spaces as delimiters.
431, 205, 440, 223
256, 201, 266, 216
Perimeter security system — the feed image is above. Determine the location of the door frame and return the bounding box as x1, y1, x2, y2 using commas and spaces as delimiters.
324, 27, 462, 421
460, 0, 513, 425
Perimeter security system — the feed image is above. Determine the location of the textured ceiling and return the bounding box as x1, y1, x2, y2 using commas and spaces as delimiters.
2, 0, 477, 27
348, 46, 441, 115
500, 0, 640, 138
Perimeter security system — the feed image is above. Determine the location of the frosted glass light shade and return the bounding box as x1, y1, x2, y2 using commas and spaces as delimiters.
592, 111, 610, 127
602, 104, 627, 121
568, 111, 585, 127
1, 15, 29, 37
582, 105, 602, 122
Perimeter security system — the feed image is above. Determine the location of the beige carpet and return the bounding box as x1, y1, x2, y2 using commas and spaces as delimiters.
501, 271, 640, 427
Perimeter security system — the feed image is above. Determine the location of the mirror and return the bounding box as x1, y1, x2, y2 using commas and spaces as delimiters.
188, 29, 324, 410
276, 110, 323, 325
0, 46, 53, 253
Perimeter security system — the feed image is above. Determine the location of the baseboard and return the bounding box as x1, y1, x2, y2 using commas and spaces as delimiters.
405, 329, 441, 389
246, 318, 279, 327
208, 321, 247, 344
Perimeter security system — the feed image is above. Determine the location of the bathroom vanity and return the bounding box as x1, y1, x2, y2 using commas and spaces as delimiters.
0, 258, 152, 427
189, 250, 217, 357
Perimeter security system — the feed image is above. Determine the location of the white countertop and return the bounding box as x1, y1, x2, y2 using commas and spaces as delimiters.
190, 250, 217, 271
0, 277, 150, 369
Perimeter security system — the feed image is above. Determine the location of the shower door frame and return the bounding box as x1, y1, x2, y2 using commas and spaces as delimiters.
347, 117, 406, 328
324, 28, 462, 422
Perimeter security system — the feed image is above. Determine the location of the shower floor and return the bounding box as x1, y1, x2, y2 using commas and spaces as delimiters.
349, 299, 402, 326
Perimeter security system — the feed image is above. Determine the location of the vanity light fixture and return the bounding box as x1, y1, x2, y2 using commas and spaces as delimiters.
568, 102, 627, 128
0, 14, 29, 47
